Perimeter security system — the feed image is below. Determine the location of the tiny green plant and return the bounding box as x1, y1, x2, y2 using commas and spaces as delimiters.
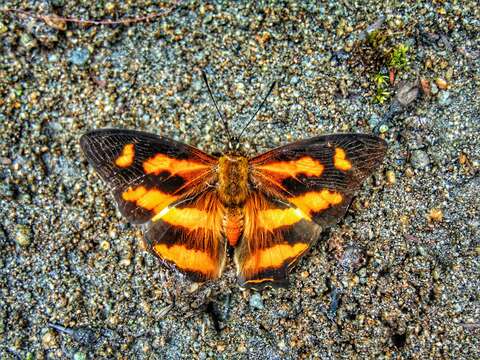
389, 44, 409, 70
374, 73, 389, 87
374, 87, 390, 104
373, 72, 390, 104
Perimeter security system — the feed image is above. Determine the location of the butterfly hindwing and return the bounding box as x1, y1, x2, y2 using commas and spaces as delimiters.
234, 191, 322, 288
143, 190, 226, 282
80, 129, 217, 224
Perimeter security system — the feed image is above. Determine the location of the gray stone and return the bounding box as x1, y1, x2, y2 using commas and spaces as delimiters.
73, 352, 87, 360
14, 224, 32, 247
438, 91, 451, 106
368, 113, 381, 128
410, 150, 430, 169
249, 293, 264, 310
69, 48, 90, 66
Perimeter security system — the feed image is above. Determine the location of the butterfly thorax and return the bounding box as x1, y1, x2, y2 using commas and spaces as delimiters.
217, 155, 249, 206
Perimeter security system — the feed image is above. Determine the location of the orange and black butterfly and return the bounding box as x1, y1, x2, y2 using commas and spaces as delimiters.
80, 73, 387, 289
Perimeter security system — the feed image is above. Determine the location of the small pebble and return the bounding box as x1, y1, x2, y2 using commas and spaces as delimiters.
105, 2, 116, 13
417, 246, 427, 257
420, 79, 431, 96
399, 215, 409, 226
0, 183, 15, 199
404, 167, 415, 177
14, 224, 32, 247
42, 330, 57, 348
20, 33, 38, 50
0, 22, 7, 35
368, 113, 381, 128
237, 343, 247, 353
69, 48, 90, 66
119, 258, 131, 267
428, 208, 443, 222
188, 283, 200, 293
277, 339, 287, 351
395, 82, 418, 107
386, 170, 396, 185
73, 352, 87, 360
410, 150, 430, 169
438, 91, 451, 106
44, 15, 67, 31
249, 293, 264, 310
435, 78, 448, 90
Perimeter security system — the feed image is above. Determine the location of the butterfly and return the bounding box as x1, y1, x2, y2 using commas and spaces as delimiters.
80, 74, 387, 289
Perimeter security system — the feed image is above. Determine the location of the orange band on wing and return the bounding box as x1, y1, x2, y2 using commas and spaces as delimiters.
152, 207, 210, 229
258, 208, 308, 231
289, 190, 343, 216
334, 147, 352, 171
153, 244, 218, 277
115, 143, 135, 168
143, 153, 209, 176
122, 186, 179, 213
256, 156, 324, 179
243, 243, 308, 273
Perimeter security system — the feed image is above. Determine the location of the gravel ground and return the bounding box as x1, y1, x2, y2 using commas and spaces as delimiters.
1, 1, 479, 359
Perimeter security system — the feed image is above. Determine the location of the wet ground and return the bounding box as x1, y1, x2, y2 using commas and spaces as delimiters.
0, 1, 479, 359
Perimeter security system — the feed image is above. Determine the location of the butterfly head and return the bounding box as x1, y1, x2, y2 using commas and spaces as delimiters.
225, 135, 242, 154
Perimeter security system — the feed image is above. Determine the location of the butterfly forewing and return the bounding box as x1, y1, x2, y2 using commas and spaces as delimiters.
80, 129, 217, 224
250, 133, 387, 227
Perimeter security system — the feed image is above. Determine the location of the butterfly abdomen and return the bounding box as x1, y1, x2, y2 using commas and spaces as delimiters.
223, 207, 244, 247
218, 155, 249, 206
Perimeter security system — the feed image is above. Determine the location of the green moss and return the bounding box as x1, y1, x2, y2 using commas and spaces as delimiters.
373, 72, 390, 104
374, 87, 390, 104
374, 73, 389, 87
389, 44, 409, 70
367, 29, 388, 49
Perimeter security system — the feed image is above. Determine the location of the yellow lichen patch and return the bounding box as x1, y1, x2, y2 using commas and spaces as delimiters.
258, 208, 308, 231
289, 190, 343, 216
243, 243, 308, 273
115, 143, 135, 168
153, 244, 218, 277
256, 156, 324, 179
122, 186, 178, 213
334, 147, 352, 171
143, 153, 209, 176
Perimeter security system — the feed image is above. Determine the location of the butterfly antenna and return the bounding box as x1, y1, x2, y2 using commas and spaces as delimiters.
201, 71, 233, 145
238, 80, 276, 140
